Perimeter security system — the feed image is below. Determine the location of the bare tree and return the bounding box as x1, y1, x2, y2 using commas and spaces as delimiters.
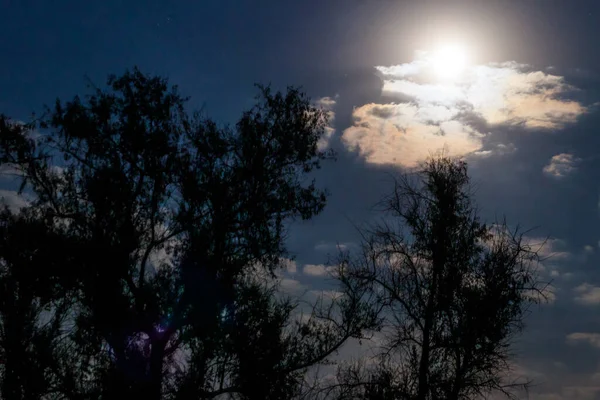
334, 155, 547, 400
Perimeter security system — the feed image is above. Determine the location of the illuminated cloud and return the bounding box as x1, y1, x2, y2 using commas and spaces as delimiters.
464, 65, 585, 129
473, 143, 517, 158
543, 153, 580, 178
343, 103, 483, 167
378, 61, 585, 129
342, 53, 586, 167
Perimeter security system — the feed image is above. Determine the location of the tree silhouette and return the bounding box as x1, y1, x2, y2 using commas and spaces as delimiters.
0, 207, 79, 399
0, 68, 378, 400
334, 155, 547, 400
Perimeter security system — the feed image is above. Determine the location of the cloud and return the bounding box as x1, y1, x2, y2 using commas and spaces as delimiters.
469, 66, 585, 129
562, 386, 600, 400
0, 163, 24, 179
532, 394, 563, 400
543, 153, 580, 178
500, 362, 548, 397
0, 190, 29, 211
280, 278, 305, 295
316, 96, 337, 108
280, 258, 297, 274
314, 241, 356, 253
378, 61, 585, 129
315, 96, 337, 151
303, 264, 329, 277
302, 264, 339, 278
473, 142, 517, 158
566, 332, 600, 348
522, 236, 571, 262
574, 283, 600, 305
308, 289, 343, 301
342, 52, 586, 168
343, 103, 484, 167
563, 272, 574, 280
530, 285, 557, 304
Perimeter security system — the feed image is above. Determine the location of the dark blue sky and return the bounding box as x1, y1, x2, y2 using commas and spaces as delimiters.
4, 0, 600, 120
3, 1, 600, 398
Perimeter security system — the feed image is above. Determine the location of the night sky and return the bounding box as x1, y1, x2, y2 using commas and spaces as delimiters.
3, 1, 600, 399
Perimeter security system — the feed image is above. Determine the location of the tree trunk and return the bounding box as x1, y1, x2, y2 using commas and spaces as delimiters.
146, 336, 166, 400
417, 211, 449, 400
417, 277, 436, 400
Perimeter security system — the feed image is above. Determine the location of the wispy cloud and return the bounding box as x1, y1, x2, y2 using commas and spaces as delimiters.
280, 258, 297, 274
573, 283, 600, 305
523, 236, 571, 262
303, 264, 329, 277
303, 264, 338, 277
314, 241, 356, 253
280, 278, 305, 295
566, 332, 600, 348
0, 190, 29, 211
342, 52, 586, 168
308, 289, 343, 301
562, 386, 600, 400
543, 153, 580, 178
315, 96, 337, 150
473, 142, 517, 158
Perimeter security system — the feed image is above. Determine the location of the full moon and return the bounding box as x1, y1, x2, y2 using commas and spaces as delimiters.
431, 44, 469, 80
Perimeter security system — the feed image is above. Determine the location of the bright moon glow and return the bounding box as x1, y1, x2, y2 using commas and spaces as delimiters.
430, 44, 469, 80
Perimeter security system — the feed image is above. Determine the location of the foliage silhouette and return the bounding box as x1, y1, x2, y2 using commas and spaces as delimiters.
332, 155, 547, 400
0, 68, 378, 400
0, 207, 79, 399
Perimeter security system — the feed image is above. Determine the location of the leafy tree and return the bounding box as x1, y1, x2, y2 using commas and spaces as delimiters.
0, 68, 377, 399
334, 155, 547, 400
0, 207, 79, 400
